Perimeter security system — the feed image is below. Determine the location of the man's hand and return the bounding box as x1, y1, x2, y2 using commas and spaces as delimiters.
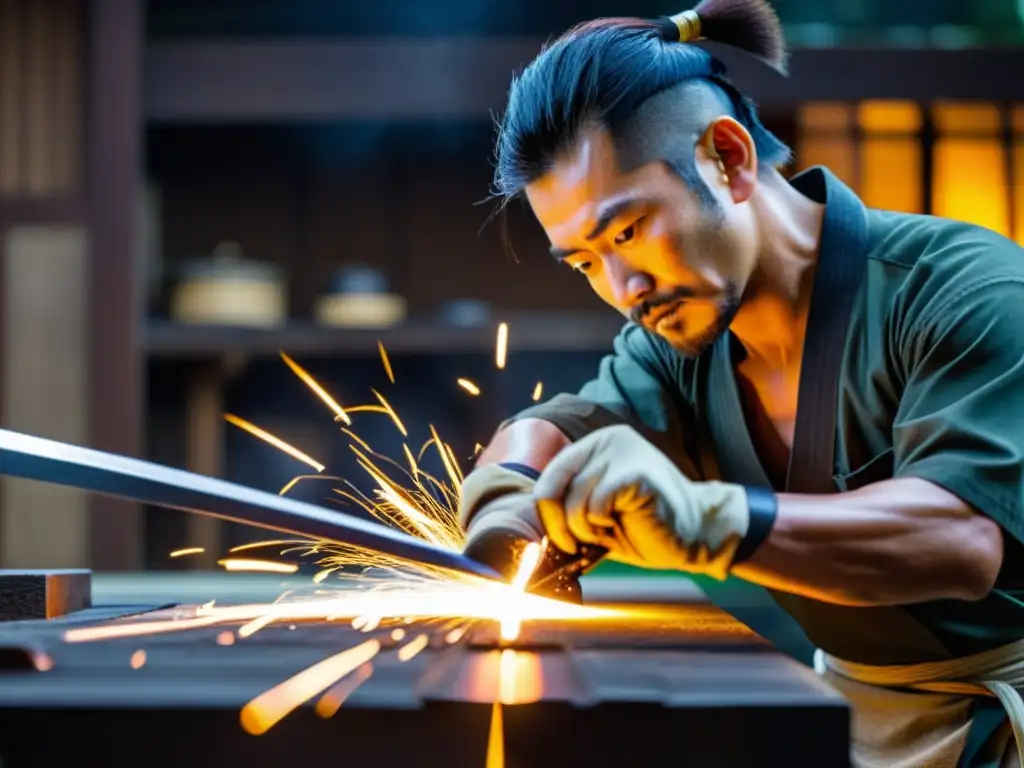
532, 425, 752, 580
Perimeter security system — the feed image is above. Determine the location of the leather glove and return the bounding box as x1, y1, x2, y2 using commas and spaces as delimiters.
533, 424, 772, 581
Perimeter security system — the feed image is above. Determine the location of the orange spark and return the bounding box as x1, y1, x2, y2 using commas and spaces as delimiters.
224, 414, 326, 473
280, 352, 351, 425
495, 322, 509, 369
486, 703, 505, 768
217, 631, 236, 646
315, 663, 373, 719
130, 650, 147, 669
238, 614, 275, 639
169, 547, 205, 558
446, 626, 467, 644
378, 341, 395, 384
240, 639, 381, 735
371, 389, 407, 437
457, 378, 481, 396
390, 628, 406, 642
218, 558, 299, 574
397, 634, 429, 662
531, 382, 543, 401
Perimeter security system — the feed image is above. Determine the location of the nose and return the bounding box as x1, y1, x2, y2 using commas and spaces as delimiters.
605, 256, 653, 310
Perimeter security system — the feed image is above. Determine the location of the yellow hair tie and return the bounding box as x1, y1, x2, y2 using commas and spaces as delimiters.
669, 10, 702, 42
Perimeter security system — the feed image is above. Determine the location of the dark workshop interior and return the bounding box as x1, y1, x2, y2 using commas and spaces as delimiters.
0, 0, 1022, 765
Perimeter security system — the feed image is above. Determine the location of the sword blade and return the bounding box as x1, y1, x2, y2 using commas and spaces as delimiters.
0, 428, 499, 582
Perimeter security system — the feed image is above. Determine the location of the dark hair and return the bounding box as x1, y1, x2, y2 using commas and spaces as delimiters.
491, 0, 790, 206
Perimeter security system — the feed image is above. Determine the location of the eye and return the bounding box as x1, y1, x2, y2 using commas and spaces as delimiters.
614, 217, 646, 246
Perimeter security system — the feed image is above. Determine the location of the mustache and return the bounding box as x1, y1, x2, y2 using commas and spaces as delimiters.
631, 287, 695, 325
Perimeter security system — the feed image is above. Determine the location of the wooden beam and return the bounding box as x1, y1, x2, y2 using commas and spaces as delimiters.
87, 0, 142, 571
143, 42, 1024, 123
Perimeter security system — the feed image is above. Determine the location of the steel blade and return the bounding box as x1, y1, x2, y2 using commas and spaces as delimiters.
0, 428, 499, 581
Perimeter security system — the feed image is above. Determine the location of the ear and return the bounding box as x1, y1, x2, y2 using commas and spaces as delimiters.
703, 117, 758, 204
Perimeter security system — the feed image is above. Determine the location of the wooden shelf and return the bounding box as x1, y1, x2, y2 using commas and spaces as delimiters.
143, 312, 625, 359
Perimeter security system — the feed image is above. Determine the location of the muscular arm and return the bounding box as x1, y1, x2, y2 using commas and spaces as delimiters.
732, 477, 1004, 607
475, 418, 570, 474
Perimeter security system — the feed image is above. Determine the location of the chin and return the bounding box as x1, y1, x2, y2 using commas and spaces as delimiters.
658, 299, 740, 357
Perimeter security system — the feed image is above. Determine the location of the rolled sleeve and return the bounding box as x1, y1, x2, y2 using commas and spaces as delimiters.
893, 278, 1024, 543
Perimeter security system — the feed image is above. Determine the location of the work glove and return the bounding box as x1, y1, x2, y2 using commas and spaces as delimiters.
458, 464, 586, 602
533, 424, 771, 581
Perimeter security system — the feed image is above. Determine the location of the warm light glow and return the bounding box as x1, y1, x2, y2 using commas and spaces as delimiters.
391, 628, 406, 642
1014, 140, 1024, 247
218, 558, 299, 574
280, 352, 351, 425
796, 103, 856, 189
933, 102, 1001, 135
130, 650, 147, 669
240, 639, 382, 735
495, 323, 508, 370
216, 631, 235, 646
224, 414, 326, 472
531, 382, 543, 402
378, 341, 395, 384
857, 100, 923, 133
457, 378, 481, 396
933, 136, 1010, 237
860, 137, 923, 213
238, 614, 275, 639
169, 547, 205, 558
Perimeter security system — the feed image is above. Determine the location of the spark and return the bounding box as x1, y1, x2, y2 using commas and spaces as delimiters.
390, 628, 406, 642
130, 650, 147, 669
217, 631, 235, 646
218, 558, 299, 574
495, 322, 508, 370
315, 663, 373, 719
531, 382, 543, 401
371, 389, 407, 437
501, 541, 545, 641
280, 352, 351, 425
224, 414, 326, 473
457, 378, 481, 396
445, 626, 467, 644
169, 547, 205, 558
238, 614, 275, 638
486, 702, 505, 768
378, 342, 395, 384
397, 634, 429, 661
240, 639, 382, 736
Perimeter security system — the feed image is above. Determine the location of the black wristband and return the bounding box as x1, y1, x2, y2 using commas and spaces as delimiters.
497, 462, 541, 481
732, 486, 778, 564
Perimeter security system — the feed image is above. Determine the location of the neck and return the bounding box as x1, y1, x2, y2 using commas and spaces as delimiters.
730, 172, 825, 369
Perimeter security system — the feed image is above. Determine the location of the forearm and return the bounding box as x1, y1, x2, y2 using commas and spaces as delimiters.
730, 477, 1004, 607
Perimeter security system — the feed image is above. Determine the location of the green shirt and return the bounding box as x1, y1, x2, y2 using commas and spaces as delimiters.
508, 167, 1024, 765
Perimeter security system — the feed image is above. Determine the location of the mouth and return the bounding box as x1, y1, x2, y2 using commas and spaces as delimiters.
646, 302, 683, 332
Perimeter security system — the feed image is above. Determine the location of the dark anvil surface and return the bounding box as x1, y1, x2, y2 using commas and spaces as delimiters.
0, 574, 848, 768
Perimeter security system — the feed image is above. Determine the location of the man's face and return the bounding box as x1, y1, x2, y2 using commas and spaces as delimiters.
524, 125, 760, 356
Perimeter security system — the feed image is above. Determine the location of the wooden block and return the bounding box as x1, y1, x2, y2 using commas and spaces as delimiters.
0, 569, 91, 621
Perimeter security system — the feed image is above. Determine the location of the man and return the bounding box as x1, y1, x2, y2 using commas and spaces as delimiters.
456, 1, 1024, 766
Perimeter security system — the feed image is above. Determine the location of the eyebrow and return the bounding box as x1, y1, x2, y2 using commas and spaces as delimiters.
549, 196, 652, 262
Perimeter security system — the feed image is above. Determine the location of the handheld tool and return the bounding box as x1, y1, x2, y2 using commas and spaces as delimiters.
0, 428, 500, 582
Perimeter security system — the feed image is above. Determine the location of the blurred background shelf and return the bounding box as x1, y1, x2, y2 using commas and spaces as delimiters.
143, 313, 625, 358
